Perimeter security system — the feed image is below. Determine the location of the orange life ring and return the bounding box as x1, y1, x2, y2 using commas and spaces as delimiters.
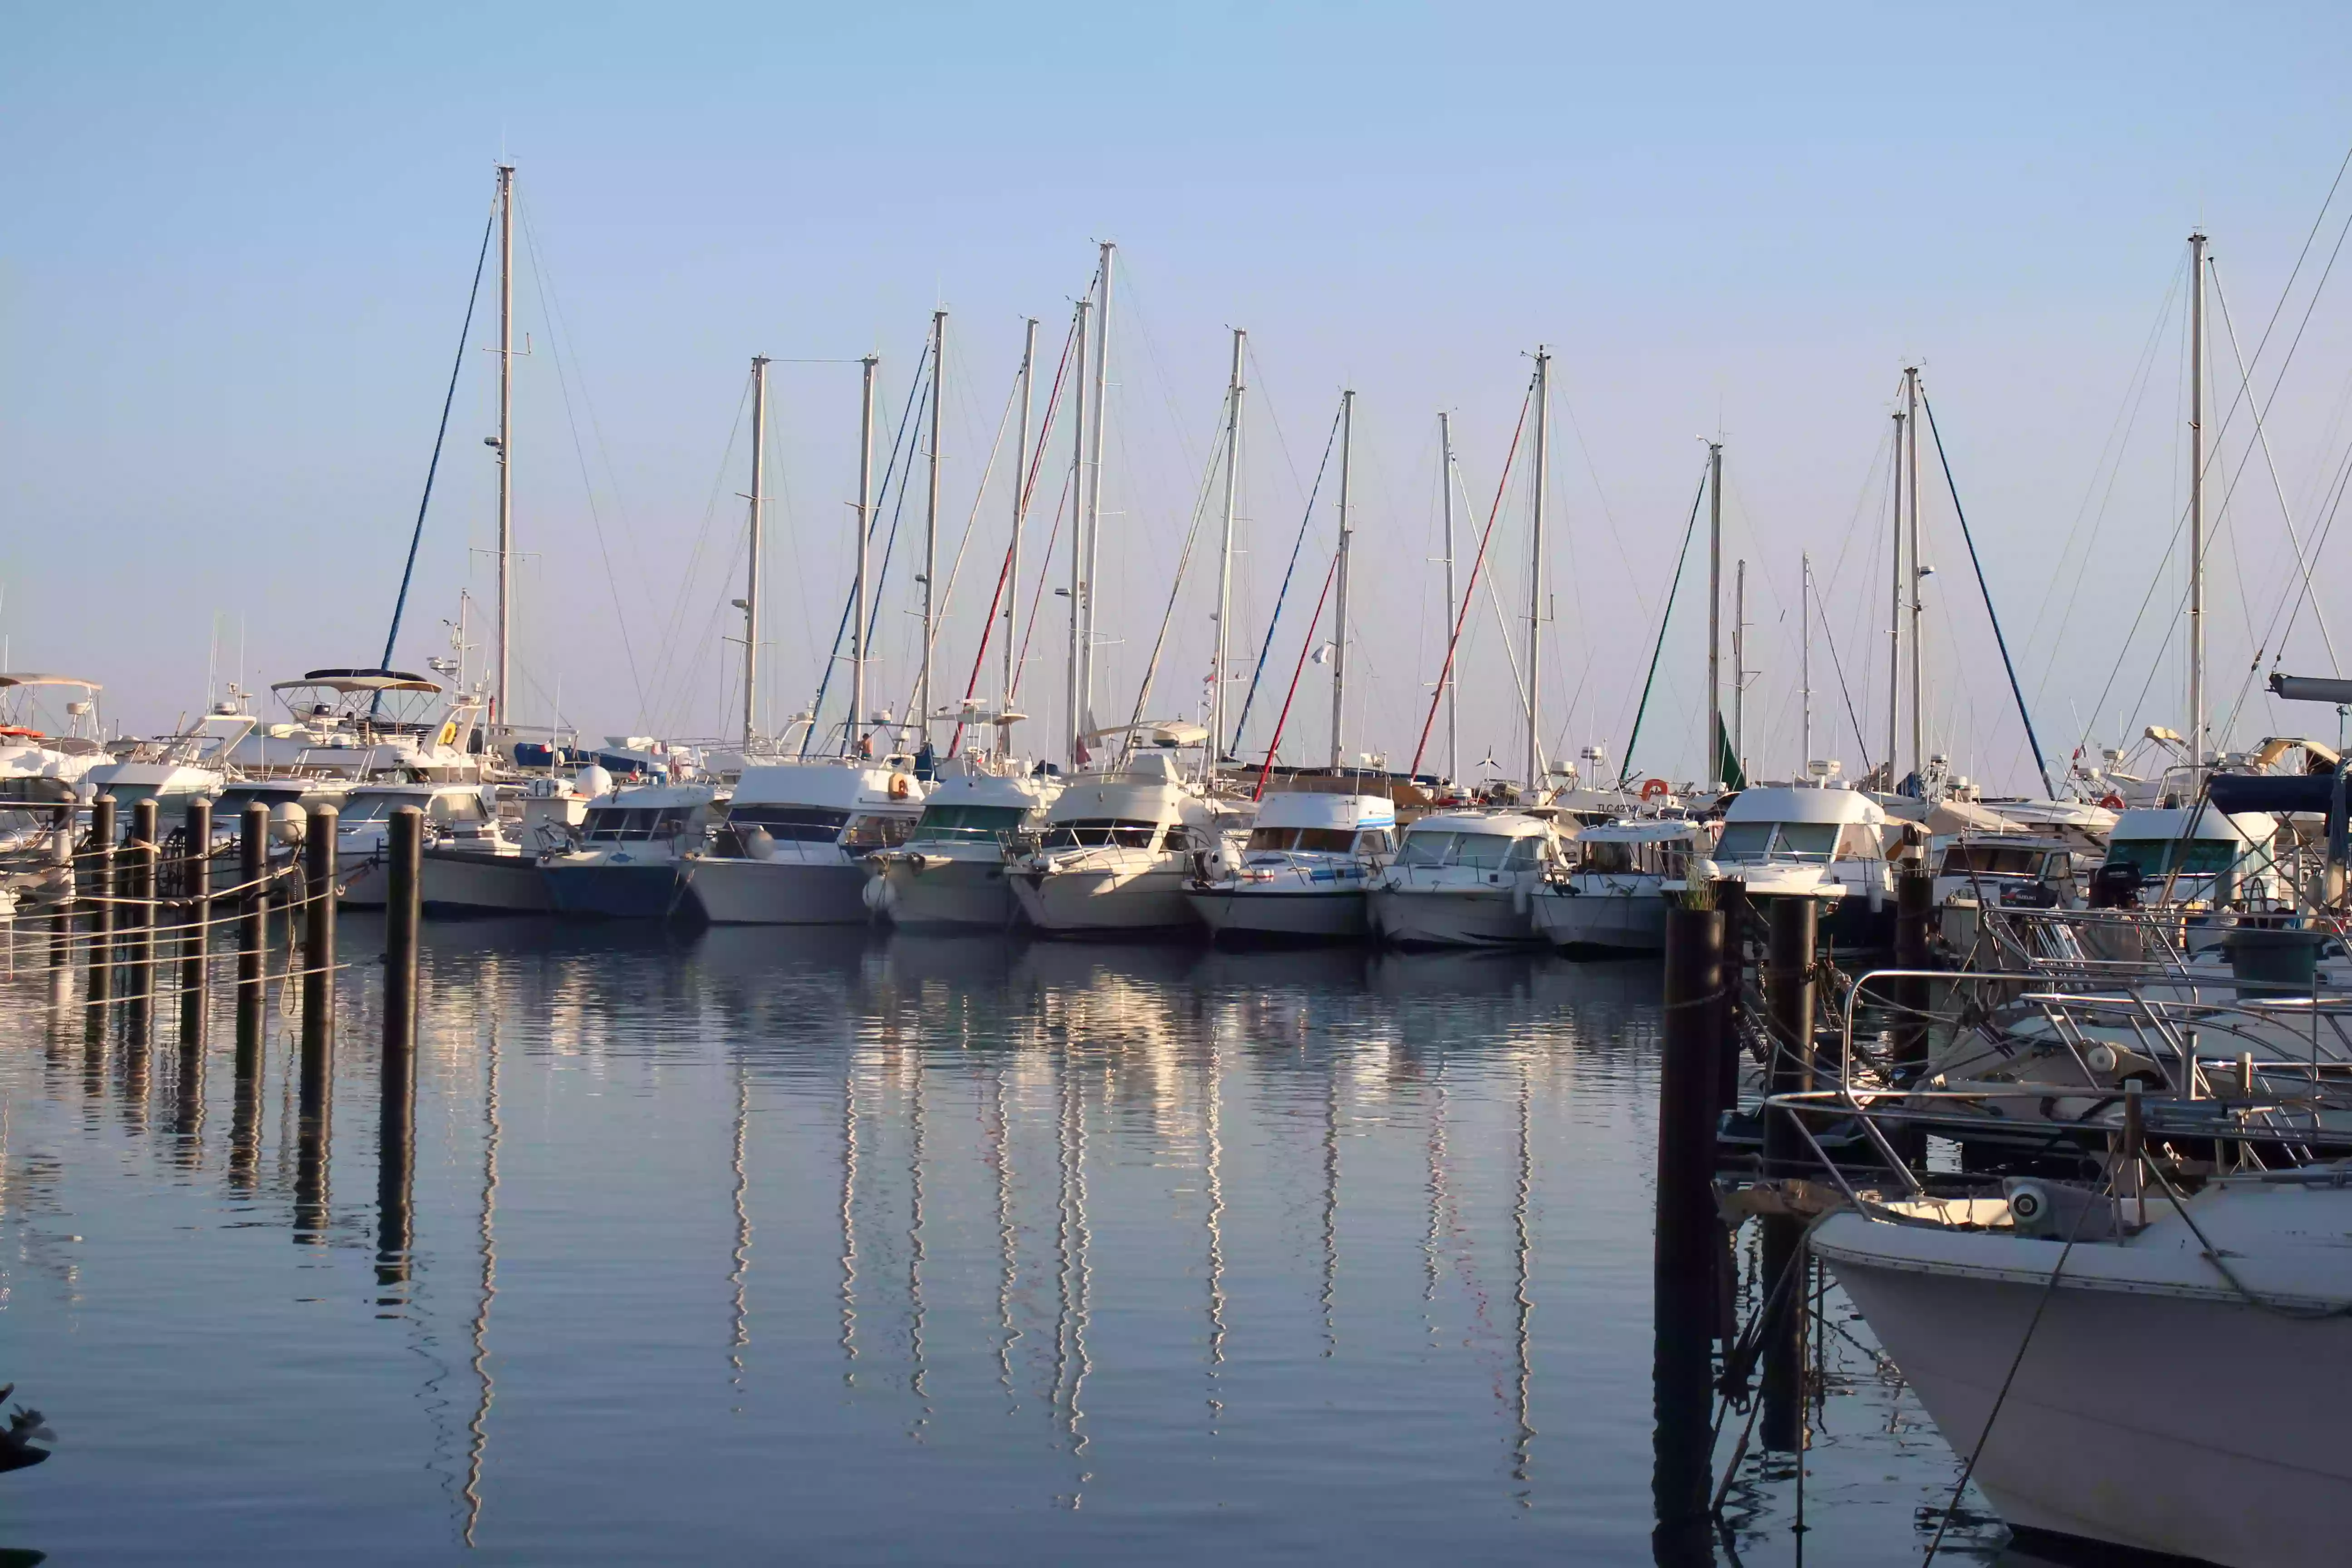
1639, 777, 1671, 802
2098, 792, 2124, 810
0, 725, 44, 739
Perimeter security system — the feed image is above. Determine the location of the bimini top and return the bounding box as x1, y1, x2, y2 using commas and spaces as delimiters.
0, 672, 103, 691
1254, 792, 1396, 832
272, 668, 442, 695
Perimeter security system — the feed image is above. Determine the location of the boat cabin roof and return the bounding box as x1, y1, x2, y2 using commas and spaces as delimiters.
1404, 810, 1551, 838
1580, 818, 1705, 844
0, 672, 102, 691
1722, 784, 1885, 827
920, 772, 1055, 808
592, 783, 716, 811
2109, 804, 2272, 845
732, 760, 923, 810
1253, 792, 1396, 832
273, 668, 441, 696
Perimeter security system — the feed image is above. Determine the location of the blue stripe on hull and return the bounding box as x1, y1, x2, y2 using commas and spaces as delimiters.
543, 863, 682, 921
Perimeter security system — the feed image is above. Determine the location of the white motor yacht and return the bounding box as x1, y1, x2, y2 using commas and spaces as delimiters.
419, 772, 599, 917
83, 710, 256, 835
1366, 810, 1566, 948
539, 780, 718, 920
335, 781, 502, 906
1009, 740, 1250, 936
680, 759, 926, 925
866, 759, 1061, 931
1814, 1167, 2352, 1568
0, 673, 109, 796
1665, 777, 1897, 951
1528, 818, 1708, 955
231, 669, 491, 781
1184, 791, 1395, 943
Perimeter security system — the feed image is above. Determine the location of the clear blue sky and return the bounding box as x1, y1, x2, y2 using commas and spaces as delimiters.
6, 2, 2349, 786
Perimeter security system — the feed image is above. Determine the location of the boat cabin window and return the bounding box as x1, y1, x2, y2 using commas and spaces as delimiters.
1355, 828, 1394, 857
913, 803, 1027, 843
1044, 818, 1161, 850
1941, 844, 2042, 877
1395, 830, 1521, 870
1713, 822, 1774, 861
1582, 841, 1636, 874
1245, 826, 1357, 854
843, 813, 917, 849
427, 794, 485, 825
340, 795, 407, 824
1498, 838, 1541, 872
730, 804, 850, 843
1715, 821, 1841, 862
2105, 838, 2236, 877
582, 807, 692, 842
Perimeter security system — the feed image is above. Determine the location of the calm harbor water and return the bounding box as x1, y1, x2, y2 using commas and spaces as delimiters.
0, 917, 2019, 1564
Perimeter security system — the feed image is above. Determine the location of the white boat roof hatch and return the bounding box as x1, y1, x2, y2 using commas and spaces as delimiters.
1253, 792, 1396, 831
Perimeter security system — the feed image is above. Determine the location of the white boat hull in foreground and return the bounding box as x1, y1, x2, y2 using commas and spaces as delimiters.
420, 846, 551, 915
872, 855, 1017, 930
1186, 885, 1366, 941
1367, 886, 1537, 948
1529, 882, 1668, 953
1814, 1188, 2352, 1568
683, 856, 871, 925
1012, 857, 1197, 935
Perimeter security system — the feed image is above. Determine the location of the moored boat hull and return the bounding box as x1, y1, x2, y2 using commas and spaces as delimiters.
542, 861, 683, 920
1367, 886, 1538, 948
1529, 887, 1668, 954
1186, 886, 1366, 942
1012, 860, 1198, 936
420, 846, 552, 916
682, 856, 870, 925
876, 856, 1017, 931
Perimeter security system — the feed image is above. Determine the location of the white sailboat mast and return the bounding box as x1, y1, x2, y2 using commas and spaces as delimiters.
1066, 299, 1090, 768
2189, 230, 2207, 769
1213, 328, 1245, 760
1707, 439, 1724, 786
493, 163, 514, 731
1886, 410, 1903, 784
1329, 387, 1355, 771
1733, 557, 1746, 781
1800, 552, 1813, 771
852, 354, 877, 755
920, 310, 946, 737
1527, 349, 1550, 790
1004, 316, 1038, 757
1081, 244, 1114, 741
1439, 411, 1460, 787
742, 354, 769, 747
1905, 365, 1923, 780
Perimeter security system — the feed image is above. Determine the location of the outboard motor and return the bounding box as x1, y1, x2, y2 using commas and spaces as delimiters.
2088, 862, 2142, 910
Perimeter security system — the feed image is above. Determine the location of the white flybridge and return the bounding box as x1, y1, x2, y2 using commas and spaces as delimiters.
228, 669, 490, 780
1184, 791, 1395, 942
1366, 809, 1567, 948
0, 673, 108, 795
1010, 726, 1249, 935
680, 759, 927, 925
866, 754, 1062, 930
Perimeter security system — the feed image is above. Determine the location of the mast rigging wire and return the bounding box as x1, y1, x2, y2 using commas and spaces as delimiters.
1918, 389, 2057, 797
1614, 462, 1709, 785
1228, 400, 1344, 756
380, 197, 495, 674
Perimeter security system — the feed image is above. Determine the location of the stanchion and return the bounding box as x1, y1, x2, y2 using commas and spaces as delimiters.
1760, 894, 1818, 1454
1652, 897, 1726, 1562
377, 807, 422, 1286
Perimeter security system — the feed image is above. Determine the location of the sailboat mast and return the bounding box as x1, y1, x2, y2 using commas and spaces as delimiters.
1707, 439, 1724, 786
1330, 388, 1355, 772
2189, 230, 2207, 769
1886, 410, 1903, 784
1440, 411, 1460, 788
853, 354, 877, 756
742, 354, 769, 748
1066, 299, 1090, 768
493, 163, 514, 732
920, 310, 946, 738
1213, 328, 1245, 761
1905, 365, 1923, 781
1527, 349, 1550, 791
1004, 316, 1037, 757
1081, 243, 1115, 742
1733, 557, 1746, 781
1800, 552, 1813, 771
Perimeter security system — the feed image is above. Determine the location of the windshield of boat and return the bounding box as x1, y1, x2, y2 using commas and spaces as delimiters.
583, 806, 695, 842
1582, 842, 1635, 874
730, 804, 849, 843
2106, 838, 2236, 877
1394, 830, 1523, 870
338, 795, 412, 824
1715, 821, 1842, 862
1041, 818, 1160, 850
913, 803, 1027, 843
843, 813, 918, 848
1246, 826, 1357, 854
1941, 844, 2043, 876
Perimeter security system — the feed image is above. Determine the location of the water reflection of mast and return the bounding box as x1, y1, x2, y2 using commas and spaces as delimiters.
1424, 1062, 1447, 1322
991, 1063, 1019, 1407
1511, 1056, 1536, 1496
728, 1052, 750, 1406
462, 1018, 502, 1546
906, 1049, 929, 1411
1322, 1065, 1339, 1355
1053, 1040, 1093, 1479
839, 1046, 860, 1380
1204, 1026, 1226, 1421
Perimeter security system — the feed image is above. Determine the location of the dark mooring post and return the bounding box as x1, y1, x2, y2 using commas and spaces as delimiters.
300, 802, 338, 1105
1760, 894, 1818, 1454
1892, 866, 1934, 1078
377, 807, 422, 1287
232, 802, 269, 1188
88, 793, 116, 1002
1653, 898, 1725, 1564
128, 796, 160, 1039
174, 796, 212, 1147
1711, 877, 1750, 1116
